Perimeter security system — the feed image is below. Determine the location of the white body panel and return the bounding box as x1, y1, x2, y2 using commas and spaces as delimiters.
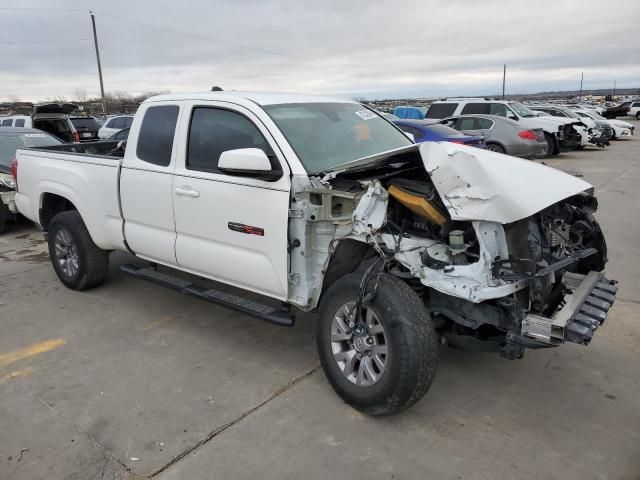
14, 149, 125, 251
419, 141, 591, 223
170, 100, 291, 299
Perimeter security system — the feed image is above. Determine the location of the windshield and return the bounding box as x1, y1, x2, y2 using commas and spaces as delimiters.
263, 103, 412, 173
585, 111, 605, 120
0, 132, 62, 167
508, 102, 537, 118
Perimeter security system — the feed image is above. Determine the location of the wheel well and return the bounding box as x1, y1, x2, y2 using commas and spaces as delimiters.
321, 239, 378, 293
40, 193, 77, 230
486, 141, 505, 150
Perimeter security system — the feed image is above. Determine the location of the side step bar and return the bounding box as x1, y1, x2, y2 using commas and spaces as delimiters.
120, 264, 295, 327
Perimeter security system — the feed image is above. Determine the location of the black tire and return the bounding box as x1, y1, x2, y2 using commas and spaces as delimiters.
486, 143, 506, 154
48, 211, 109, 290
317, 273, 437, 415
543, 132, 558, 158
636, 112, 640, 120
0, 221, 5, 234
610, 130, 616, 140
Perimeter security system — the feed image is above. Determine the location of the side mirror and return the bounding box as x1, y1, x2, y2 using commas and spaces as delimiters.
506, 111, 519, 121
404, 132, 415, 141
218, 148, 280, 180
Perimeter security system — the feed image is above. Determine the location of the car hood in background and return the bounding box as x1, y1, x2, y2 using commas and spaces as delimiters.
419, 141, 591, 223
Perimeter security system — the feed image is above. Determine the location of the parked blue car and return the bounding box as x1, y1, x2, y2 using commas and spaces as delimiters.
393, 120, 485, 148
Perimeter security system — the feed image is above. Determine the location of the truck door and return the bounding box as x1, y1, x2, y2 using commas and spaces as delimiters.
172, 102, 291, 300
120, 103, 181, 266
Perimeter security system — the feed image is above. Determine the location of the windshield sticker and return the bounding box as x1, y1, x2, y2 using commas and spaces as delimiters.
355, 110, 377, 120
23, 133, 47, 137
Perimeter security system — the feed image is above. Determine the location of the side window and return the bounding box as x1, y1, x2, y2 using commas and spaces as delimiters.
476, 118, 494, 129
440, 118, 456, 127
1, 119, 12, 126
488, 103, 507, 116
136, 105, 179, 167
425, 103, 458, 119
187, 107, 277, 173
124, 117, 133, 128
461, 103, 490, 115
456, 117, 477, 130
14, 119, 25, 127
632, 102, 640, 108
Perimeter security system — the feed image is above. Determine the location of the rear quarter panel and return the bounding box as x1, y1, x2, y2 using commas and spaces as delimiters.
15, 149, 125, 251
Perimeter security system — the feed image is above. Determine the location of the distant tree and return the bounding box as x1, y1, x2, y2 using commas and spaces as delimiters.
73, 88, 88, 103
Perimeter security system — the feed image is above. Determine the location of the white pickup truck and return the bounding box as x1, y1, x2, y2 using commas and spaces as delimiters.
14, 92, 618, 415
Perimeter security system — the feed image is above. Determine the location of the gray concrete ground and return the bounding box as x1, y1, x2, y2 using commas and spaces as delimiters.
1, 121, 639, 480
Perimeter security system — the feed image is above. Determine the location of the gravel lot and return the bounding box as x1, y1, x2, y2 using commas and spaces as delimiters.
1, 122, 639, 480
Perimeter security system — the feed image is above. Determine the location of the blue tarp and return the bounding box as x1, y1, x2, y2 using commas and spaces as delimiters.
392, 106, 427, 119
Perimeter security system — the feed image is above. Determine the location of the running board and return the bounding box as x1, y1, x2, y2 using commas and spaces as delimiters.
120, 264, 295, 327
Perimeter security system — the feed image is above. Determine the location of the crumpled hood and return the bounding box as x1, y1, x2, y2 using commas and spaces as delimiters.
420, 142, 592, 223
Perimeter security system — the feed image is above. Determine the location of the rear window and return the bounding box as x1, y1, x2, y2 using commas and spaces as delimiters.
395, 124, 424, 140
0, 132, 62, 167
136, 105, 179, 167
71, 118, 99, 129
425, 103, 457, 119
32, 118, 72, 143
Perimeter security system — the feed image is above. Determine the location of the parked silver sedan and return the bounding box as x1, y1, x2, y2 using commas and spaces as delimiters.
439, 114, 547, 158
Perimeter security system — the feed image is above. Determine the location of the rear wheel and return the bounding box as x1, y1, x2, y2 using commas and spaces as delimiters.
636, 112, 640, 120
48, 211, 109, 290
317, 273, 438, 415
486, 143, 506, 154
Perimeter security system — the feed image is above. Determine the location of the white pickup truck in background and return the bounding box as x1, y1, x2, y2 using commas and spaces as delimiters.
13, 91, 618, 415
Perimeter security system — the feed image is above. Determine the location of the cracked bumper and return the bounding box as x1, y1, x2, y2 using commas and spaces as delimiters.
521, 271, 618, 346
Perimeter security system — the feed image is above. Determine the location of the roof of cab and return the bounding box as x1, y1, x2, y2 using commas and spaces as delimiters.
143, 91, 357, 106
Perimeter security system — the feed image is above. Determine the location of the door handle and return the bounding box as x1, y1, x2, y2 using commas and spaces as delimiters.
174, 186, 200, 198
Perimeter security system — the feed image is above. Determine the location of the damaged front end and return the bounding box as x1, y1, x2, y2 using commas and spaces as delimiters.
288, 141, 616, 359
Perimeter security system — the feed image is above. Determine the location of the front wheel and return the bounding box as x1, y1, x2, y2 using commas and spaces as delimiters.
636, 112, 640, 120
48, 211, 109, 290
317, 273, 438, 415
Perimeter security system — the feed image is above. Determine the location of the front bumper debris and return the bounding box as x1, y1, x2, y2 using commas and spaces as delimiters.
521, 271, 617, 346
0, 190, 17, 213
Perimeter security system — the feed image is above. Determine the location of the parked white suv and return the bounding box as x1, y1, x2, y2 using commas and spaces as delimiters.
98, 115, 134, 139
628, 100, 640, 119
425, 99, 584, 156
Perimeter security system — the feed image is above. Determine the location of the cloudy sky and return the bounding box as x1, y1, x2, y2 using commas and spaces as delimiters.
1, 0, 639, 102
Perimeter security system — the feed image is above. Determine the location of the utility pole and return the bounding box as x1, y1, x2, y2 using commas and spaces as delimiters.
502, 64, 506, 99
90, 12, 107, 116
578, 72, 584, 101
612, 79, 617, 98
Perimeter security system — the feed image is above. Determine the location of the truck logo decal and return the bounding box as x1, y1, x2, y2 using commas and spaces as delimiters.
228, 222, 264, 236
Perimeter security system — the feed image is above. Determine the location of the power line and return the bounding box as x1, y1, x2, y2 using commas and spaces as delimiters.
1, 38, 91, 46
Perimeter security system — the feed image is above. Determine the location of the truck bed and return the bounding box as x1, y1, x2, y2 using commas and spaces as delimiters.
32, 140, 125, 159
14, 144, 126, 251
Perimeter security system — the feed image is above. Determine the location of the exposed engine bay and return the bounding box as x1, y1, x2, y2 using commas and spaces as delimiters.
287, 142, 617, 359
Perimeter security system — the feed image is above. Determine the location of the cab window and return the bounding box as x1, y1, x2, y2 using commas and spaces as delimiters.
187, 107, 279, 175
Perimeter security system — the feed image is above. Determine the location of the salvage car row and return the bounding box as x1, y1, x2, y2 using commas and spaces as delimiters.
389, 98, 637, 159
1, 90, 619, 415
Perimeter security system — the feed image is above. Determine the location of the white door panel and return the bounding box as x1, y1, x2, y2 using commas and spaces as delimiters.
173, 176, 289, 299
172, 100, 291, 300
121, 168, 177, 265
